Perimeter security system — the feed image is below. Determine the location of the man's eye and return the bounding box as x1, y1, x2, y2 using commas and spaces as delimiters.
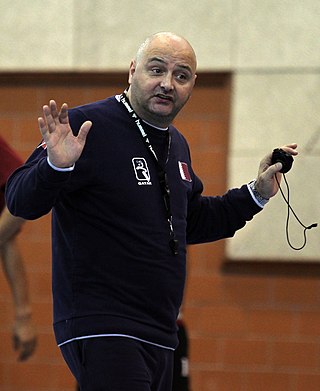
151, 68, 162, 74
176, 73, 189, 82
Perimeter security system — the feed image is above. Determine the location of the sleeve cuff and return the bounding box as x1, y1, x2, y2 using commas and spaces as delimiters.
47, 157, 75, 172
247, 180, 269, 208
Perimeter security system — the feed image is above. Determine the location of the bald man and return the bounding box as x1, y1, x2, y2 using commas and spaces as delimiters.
6, 32, 297, 390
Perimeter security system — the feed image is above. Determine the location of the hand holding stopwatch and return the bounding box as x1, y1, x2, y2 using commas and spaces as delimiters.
271, 148, 294, 173
271, 148, 317, 250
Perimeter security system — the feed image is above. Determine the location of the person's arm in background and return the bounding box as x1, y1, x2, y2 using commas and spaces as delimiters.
0, 206, 37, 361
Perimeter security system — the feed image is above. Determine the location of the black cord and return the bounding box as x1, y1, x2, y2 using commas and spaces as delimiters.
275, 174, 317, 250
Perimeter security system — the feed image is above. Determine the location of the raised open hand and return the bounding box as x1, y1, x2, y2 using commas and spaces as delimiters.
38, 100, 92, 168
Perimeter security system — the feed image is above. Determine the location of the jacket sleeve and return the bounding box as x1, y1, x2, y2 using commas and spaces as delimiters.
5, 108, 93, 220
5, 146, 72, 220
186, 175, 262, 245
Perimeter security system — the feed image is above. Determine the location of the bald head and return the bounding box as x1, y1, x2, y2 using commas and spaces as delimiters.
135, 32, 197, 74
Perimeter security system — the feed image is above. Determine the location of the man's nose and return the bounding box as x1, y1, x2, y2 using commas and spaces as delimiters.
160, 73, 174, 91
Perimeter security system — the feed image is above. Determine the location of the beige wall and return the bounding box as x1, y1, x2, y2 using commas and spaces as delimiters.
227, 1, 320, 261
1, 0, 319, 70
1, 1, 319, 249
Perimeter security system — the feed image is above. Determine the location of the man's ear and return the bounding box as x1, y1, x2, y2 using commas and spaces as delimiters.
128, 60, 136, 84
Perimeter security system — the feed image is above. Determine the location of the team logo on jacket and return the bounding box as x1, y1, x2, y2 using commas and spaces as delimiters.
132, 158, 152, 185
178, 161, 192, 182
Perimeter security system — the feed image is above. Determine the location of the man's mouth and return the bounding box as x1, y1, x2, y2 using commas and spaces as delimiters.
155, 94, 173, 102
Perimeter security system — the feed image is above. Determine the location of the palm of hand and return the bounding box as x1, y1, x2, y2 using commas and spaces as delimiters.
38, 100, 92, 168
46, 122, 85, 168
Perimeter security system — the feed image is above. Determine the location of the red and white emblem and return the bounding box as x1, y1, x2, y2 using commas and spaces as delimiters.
178, 161, 192, 182
37, 140, 47, 150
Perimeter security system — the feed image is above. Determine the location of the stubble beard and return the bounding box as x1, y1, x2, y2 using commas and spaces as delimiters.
131, 92, 176, 127
129, 83, 190, 127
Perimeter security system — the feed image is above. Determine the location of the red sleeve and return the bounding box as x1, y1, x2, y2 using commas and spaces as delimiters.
0, 136, 23, 211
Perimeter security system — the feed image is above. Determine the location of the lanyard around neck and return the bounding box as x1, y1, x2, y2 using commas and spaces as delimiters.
119, 93, 169, 164
118, 92, 179, 255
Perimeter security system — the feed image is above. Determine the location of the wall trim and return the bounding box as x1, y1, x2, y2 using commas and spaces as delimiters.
0, 71, 231, 86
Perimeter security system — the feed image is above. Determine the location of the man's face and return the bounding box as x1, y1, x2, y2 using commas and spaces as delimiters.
127, 35, 197, 127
